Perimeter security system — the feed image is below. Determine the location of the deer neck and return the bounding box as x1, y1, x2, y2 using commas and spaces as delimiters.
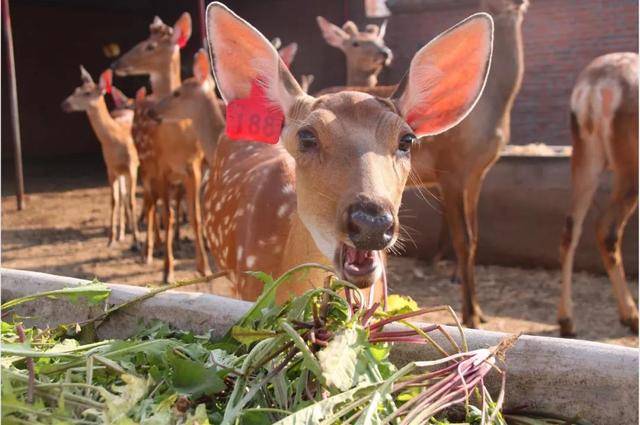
276, 212, 333, 302
150, 49, 182, 97
481, 11, 525, 111
85, 97, 119, 146
192, 90, 226, 164
346, 64, 379, 87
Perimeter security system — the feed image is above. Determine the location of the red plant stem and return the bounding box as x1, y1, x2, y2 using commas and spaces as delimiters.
15, 324, 34, 404
368, 308, 432, 331
361, 303, 379, 327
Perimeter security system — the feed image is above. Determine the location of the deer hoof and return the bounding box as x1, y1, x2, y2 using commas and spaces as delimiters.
558, 318, 577, 338
464, 316, 481, 329
449, 273, 461, 285
130, 242, 141, 253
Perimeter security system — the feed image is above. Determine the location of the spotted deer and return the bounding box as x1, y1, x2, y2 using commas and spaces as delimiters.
316, 16, 392, 87
61, 67, 140, 248
112, 13, 211, 282
558, 52, 639, 337
199, 2, 492, 303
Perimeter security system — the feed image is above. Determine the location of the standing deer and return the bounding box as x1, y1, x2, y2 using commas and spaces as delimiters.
112, 13, 211, 282
316, 16, 392, 87
558, 52, 639, 337
198, 2, 492, 302
61, 68, 140, 248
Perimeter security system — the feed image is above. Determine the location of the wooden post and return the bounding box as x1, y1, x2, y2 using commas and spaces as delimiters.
2, 0, 25, 210
197, 0, 206, 47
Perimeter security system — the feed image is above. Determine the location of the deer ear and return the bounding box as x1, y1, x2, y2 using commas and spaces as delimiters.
207, 2, 304, 114
193, 49, 210, 84
278, 42, 298, 68
172, 12, 192, 48
80, 65, 94, 84
316, 16, 349, 49
135, 86, 147, 102
111, 86, 129, 108
98, 69, 113, 94
394, 13, 493, 137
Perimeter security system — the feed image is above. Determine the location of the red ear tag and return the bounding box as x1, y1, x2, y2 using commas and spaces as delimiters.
105, 79, 112, 94
225, 80, 284, 144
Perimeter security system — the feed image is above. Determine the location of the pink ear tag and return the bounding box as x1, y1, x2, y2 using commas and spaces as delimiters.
225, 80, 284, 144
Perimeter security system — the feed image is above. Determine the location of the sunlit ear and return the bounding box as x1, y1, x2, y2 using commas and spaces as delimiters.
79, 65, 94, 84
111, 86, 129, 109
193, 49, 210, 84
378, 20, 387, 40
135, 86, 147, 103
98, 69, 113, 94
316, 16, 349, 49
278, 42, 298, 68
394, 13, 493, 137
207, 2, 304, 114
172, 12, 192, 48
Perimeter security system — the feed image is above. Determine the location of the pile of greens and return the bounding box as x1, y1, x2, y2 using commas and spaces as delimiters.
1, 265, 586, 425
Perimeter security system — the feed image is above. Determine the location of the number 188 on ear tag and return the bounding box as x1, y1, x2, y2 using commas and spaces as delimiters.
226, 80, 284, 144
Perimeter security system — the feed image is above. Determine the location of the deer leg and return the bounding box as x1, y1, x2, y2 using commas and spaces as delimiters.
440, 179, 481, 328
596, 176, 638, 333
558, 118, 604, 337
174, 185, 184, 250
163, 185, 176, 283
117, 176, 126, 242
185, 165, 212, 276
107, 176, 118, 247
144, 194, 156, 265
124, 171, 140, 251
432, 213, 451, 266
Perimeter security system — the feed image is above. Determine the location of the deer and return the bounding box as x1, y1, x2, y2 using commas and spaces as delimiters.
558, 52, 639, 337
61, 67, 140, 249
316, 16, 392, 88
197, 2, 492, 304
111, 13, 212, 283
311, 0, 527, 327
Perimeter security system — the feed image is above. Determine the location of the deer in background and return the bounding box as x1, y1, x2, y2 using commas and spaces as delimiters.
61, 68, 140, 248
558, 52, 639, 336
198, 2, 492, 303
112, 13, 211, 282
316, 16, 391, 87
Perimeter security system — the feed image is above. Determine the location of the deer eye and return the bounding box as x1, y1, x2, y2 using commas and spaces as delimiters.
172, 90, 180, 98
352, 41, 360, 47
146, 42, 157, 51
297, 128, 318, 152
398, 133, 416, 153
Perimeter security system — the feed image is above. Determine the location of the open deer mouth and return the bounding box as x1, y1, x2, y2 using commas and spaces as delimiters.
337, 243, 382, 288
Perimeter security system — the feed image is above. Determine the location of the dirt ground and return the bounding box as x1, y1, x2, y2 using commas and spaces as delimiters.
2, 159, 637, 347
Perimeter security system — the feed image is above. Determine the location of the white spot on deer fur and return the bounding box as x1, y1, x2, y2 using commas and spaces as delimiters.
237, 246, 243, 260
277, 204, 289, 218
282, 184, 294, 194
235, 208, 244, 217
246, 255, 256, 268
215, 202, 222, 212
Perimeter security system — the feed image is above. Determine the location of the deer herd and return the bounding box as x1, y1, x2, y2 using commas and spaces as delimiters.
61, 0, 638, 337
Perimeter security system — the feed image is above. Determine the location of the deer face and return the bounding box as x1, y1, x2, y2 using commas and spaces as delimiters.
111, 13, 191, 76
317, 17, 392, 77
61, 67, 111, 112
207, 3, 493, 289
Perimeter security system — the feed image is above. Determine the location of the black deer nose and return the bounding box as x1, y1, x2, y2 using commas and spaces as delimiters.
381, 49, 390, 59
346, 201, 394, 250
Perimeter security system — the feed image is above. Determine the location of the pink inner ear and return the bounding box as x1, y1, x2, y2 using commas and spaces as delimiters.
177, 32, 188, 49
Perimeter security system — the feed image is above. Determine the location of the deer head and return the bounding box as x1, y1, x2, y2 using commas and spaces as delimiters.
316, 16, 392, 86
111, 13, 192, 76
61, 67, 112, 112
207, 2, 492, 288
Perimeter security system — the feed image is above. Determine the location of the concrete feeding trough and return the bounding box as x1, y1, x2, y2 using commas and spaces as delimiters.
1, 268, 638, 424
